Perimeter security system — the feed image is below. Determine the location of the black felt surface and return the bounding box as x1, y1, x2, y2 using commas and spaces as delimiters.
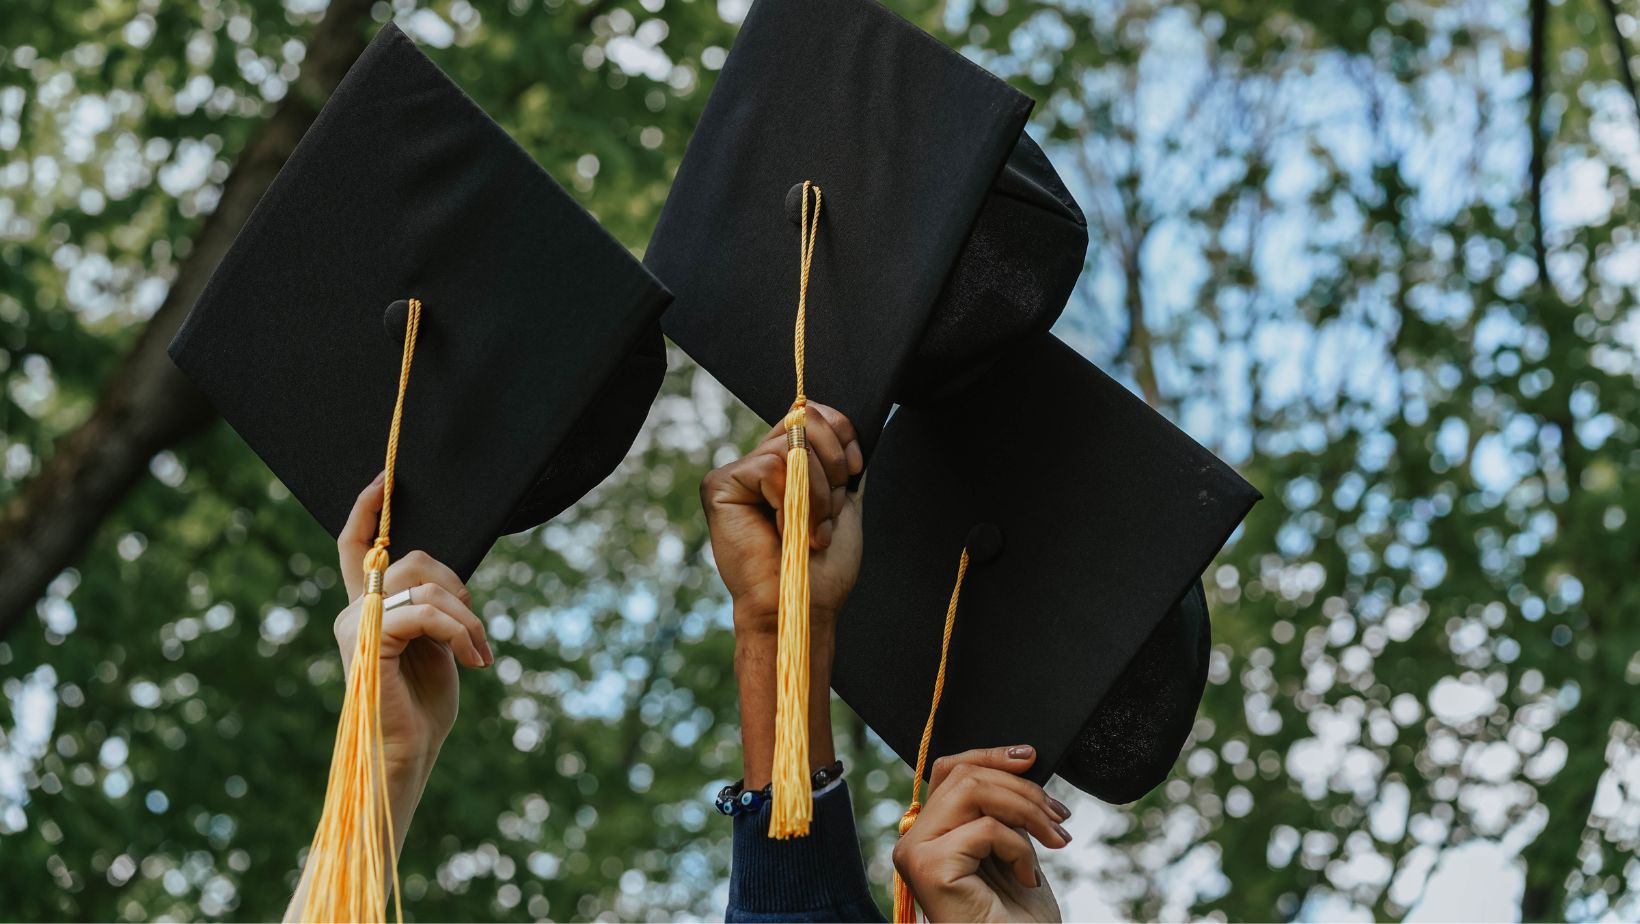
646, 0, 1086, 460
169, 23, 670, 580
1056, 579, 1212, 803
832, 336, 1260, 798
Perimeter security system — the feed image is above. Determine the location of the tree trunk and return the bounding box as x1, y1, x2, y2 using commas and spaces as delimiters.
1121, 221, 1162, 409
1528, 0, 1550, 289
1597, 0, 1640, 127
0, 0, 375, 639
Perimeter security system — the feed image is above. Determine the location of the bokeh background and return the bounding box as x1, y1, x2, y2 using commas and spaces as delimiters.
2, 0, 1638, 920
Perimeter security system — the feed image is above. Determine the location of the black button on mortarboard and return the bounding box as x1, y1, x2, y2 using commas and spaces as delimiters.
784, 182, 811, 225
384, 299, 411, 344
965, 522, 1003, 565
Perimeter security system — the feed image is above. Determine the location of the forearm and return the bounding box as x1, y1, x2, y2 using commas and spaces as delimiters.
282, 755, 434, 922
735, 605, 838, 789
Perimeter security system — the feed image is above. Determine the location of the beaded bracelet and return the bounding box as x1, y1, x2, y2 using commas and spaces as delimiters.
715, 761, 845, 817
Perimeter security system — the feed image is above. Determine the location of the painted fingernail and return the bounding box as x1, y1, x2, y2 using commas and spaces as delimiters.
1007, 745, 1034, 759
1052, 822, 1072, 844
1047, 796, 1071, 821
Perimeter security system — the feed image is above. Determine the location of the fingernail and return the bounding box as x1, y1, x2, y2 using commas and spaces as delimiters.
1007, 745, 1034, 759
370, 470, 386, 487
1033, 866, 1045, 888
482, 642, 495, 665
846, 442, 863, 474
1052, 822, 1072, 844
1047, 796, 1071, 821
831, 486, 846, 514
815, 519, 834, 548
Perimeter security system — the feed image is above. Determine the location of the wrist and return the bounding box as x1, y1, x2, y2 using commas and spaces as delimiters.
384, 743, 438, 795
731, 600, 839, 639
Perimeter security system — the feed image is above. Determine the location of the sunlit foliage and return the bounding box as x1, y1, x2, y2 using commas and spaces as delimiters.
2, 0, 1637, 920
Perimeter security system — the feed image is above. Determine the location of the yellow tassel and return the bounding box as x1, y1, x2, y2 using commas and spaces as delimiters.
298, 297, 422, 923
893, 549, 971, 922
769, 181, 822, 839
892, 802, 922, 923
770, 405, 813, 838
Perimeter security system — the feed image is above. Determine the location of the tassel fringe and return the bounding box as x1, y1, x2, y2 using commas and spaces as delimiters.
299, 297, 422, 922
768, 182, 823, 839
769, 406, 813, 838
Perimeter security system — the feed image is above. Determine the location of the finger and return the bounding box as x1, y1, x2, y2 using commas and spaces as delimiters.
703, 451, 782, 518
383, 550, 471, 608
751, 428, 791, 461
798, 408, 850, 490
804, 437, 834, 545
741, 429, 833, 544
381, 603, 488, 668
917, 767, 1071, 848
338, 472, 385, 598
806, 403, 862, 477
948, 818, 1041, 888
333, 599, 362, 666
716, 452, 787, 516
928, 744, 1040, 795
407, 583, 491, 665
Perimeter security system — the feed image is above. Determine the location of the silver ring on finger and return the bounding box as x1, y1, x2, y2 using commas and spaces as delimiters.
383, 588, 413, 611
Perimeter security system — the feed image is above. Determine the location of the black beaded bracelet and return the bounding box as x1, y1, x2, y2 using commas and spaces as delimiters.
715, 761, 845, 817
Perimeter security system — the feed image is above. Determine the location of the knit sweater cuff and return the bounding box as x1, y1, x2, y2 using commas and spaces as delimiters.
726, 779, 884, 922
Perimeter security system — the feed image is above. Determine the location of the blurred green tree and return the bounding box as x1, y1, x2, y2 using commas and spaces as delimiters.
2, 0, 1637, 921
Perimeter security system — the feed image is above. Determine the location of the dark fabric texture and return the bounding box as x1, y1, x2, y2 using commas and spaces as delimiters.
898, 133, 1088, 404
1055, 579, 1212, 803
727, 781, 886, 923
646, 0, 1085, 461
832, 335, 1260, 795
168, 23, 670, 580
498, 318, 666, 534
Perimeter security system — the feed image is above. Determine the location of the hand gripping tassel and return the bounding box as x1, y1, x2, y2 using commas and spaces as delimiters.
299, 297, 422, 923
769, 181, 822, 838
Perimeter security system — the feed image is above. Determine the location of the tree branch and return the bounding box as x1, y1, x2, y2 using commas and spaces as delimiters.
0, 0, 375, 639
1528, 0, 1550, 290
1598, 0, 1640, 127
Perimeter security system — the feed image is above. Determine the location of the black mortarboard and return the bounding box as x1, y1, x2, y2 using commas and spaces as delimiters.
833, 336, 1261, 803
645, 0, 1088, 460
169, 23, 670, 581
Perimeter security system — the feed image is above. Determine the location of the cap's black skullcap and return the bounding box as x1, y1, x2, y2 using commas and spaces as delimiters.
645, 0, 1087, 459
169, 23, 671, 580
832, 336, 1260, 800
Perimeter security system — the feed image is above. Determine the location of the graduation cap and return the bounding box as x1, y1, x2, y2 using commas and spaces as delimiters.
170, 23, 670, 583
167, 24, 669, 920
646, 0, 1088, 459
833, 336, 1260, 854
643, 0, 1087, 837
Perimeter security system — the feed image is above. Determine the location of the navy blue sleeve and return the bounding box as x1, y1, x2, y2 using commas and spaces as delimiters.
726, 779, 888, 923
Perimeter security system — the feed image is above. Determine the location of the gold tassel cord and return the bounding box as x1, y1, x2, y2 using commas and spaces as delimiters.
298, 297, 422, 923
769, 181, 823, 839
892, 548, 971, 923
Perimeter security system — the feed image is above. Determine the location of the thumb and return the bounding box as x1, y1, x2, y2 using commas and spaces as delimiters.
338, 471, 385, 597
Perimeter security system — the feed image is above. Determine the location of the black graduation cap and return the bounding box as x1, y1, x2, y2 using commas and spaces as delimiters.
645, 0, 1088, 460
169, 23, 671, 581
833, 336, 1261, 803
